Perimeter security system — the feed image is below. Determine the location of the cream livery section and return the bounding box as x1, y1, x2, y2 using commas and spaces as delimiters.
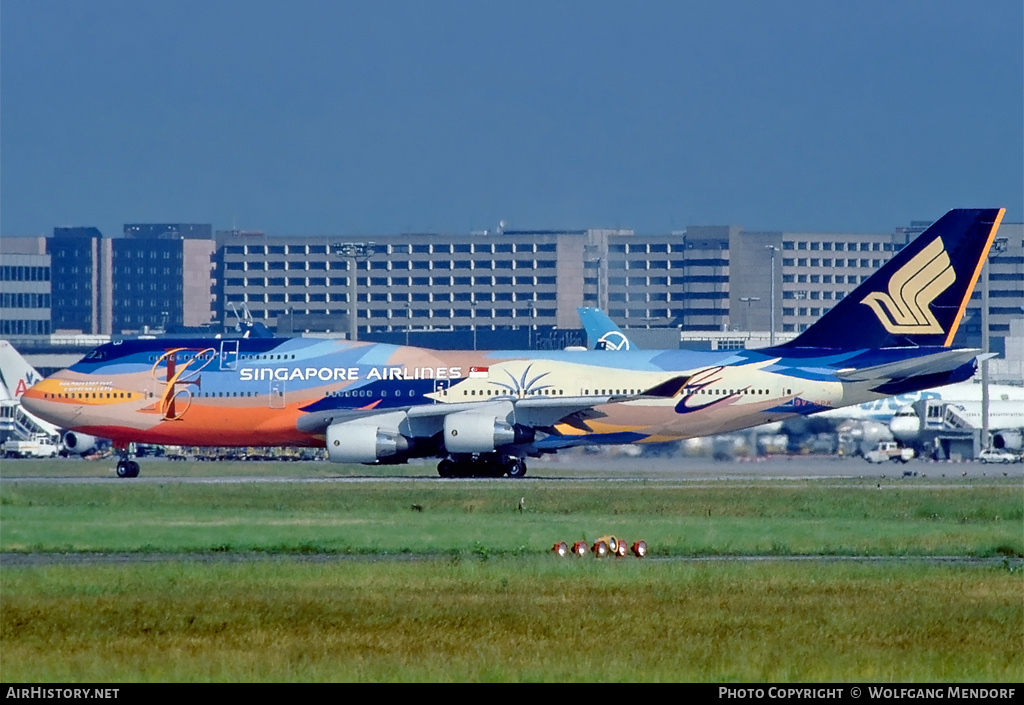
21, 209, 1005, 478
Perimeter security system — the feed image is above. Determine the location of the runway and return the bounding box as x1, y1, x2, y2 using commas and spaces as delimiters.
3, 452, 1021, 483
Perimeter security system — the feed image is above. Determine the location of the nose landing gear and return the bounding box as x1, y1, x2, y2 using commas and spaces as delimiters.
114, 442, 140, 478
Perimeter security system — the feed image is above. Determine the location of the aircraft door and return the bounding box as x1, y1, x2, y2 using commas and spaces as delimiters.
922, 399, 945, 431
433, 379, 449, 402
270, 380, 285, 409
219, 340, 239, 371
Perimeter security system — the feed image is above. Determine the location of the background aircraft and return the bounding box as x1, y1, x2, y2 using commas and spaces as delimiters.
21, 208, 1006, 478
578, 308, 639, 350
0, 339, 100, 454
890, 398, 1024, 452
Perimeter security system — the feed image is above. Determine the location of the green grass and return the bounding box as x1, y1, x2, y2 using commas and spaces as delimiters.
2, 461, 1021, 682
2, 559, 1020, 682
2, 478, 1021, 557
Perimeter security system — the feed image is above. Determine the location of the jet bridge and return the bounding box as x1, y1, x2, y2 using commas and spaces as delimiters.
904, 399, 983, 460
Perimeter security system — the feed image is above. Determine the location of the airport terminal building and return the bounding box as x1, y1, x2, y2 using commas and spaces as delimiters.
1, 217, 1022, 368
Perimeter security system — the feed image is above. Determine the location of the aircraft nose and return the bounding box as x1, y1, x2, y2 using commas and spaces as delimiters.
19, 381, 48, 415
19, 376, 72, 427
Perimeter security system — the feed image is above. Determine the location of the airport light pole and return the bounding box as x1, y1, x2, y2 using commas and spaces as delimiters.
765, 245, 778, 345
333, 242, 376, 342
471, 300, 478, 350
527, 300, 536, 349
586, 258, 605, 311
739, 297, 760, 341
981, 237, 1008, 449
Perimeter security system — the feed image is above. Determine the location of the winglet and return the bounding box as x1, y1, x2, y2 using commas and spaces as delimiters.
775, 208, 1005, 350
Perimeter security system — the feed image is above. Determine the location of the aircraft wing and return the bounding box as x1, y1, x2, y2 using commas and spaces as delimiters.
297, 376, 689, 435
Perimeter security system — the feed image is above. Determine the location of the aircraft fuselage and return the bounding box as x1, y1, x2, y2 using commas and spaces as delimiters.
21, 336, 973, 455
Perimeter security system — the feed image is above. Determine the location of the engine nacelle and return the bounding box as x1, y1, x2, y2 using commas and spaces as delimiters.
443, 409, 521, 454
993, 430, 1023, 451
62, 431, 98, 455
326, 422, 409, 463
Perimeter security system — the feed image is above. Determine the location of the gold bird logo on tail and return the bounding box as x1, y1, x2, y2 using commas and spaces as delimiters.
860, 237, 955, 335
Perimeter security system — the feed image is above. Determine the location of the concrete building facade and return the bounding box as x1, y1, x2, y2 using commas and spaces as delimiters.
37, 225, 216, 335
0, 237, 51, 337
1, 218, 1020, 380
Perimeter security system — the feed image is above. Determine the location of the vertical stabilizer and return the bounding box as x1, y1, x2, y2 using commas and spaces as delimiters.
0, 340, 61, 436
777, 208, 1005, 350
577, 308, 639, 350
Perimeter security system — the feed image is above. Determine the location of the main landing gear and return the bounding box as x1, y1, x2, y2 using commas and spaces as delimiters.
114, 443, 140, 478
437, 453, 527, 479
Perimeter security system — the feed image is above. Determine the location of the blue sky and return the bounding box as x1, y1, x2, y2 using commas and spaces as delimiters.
2, 0, 1021, 238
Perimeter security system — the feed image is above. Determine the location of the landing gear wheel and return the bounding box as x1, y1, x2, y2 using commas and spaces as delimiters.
437, 458, 456, 478
116, 459, 140, 478
506, 458, 527, 479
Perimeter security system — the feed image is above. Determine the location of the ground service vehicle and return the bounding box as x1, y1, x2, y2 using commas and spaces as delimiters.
864, 441, 915, 464
1, 432, 59, 458
978, 448, 1022, 464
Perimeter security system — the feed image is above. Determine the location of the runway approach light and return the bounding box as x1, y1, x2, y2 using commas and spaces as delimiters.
557, 538, 646, 558
593, 535, 619, 557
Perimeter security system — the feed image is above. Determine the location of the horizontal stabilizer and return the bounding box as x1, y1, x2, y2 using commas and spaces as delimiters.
836, 348, 981, 383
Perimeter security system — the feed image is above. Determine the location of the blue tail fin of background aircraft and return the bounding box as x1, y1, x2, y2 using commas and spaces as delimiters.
778, 208, 1005, 350
578, 307, 638, 350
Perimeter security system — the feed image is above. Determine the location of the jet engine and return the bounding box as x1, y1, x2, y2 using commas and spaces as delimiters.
993, 430, 1023, 451
443, 409, 532, 454
61, 431, 99, 455
326, 421, 410, 463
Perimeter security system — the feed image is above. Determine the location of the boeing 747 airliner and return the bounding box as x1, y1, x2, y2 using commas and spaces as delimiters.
22, 209, 1005, 478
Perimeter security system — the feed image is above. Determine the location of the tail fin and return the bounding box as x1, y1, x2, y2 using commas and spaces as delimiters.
577, 307, 639, 350
778, 208, 1005, 350
0, 339, 44, 398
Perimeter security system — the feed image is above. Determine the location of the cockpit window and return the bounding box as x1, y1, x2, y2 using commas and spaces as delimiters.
82, 350, 107, 362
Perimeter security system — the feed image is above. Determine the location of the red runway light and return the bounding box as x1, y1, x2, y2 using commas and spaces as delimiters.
552, 541, 569, 557
631, 540, 648, 558
571, 541, 588, 556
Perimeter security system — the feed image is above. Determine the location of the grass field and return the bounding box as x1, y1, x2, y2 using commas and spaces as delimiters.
2, 474, 1021, 557
2, 559, 1021, 682
1, 458, 1021, 682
